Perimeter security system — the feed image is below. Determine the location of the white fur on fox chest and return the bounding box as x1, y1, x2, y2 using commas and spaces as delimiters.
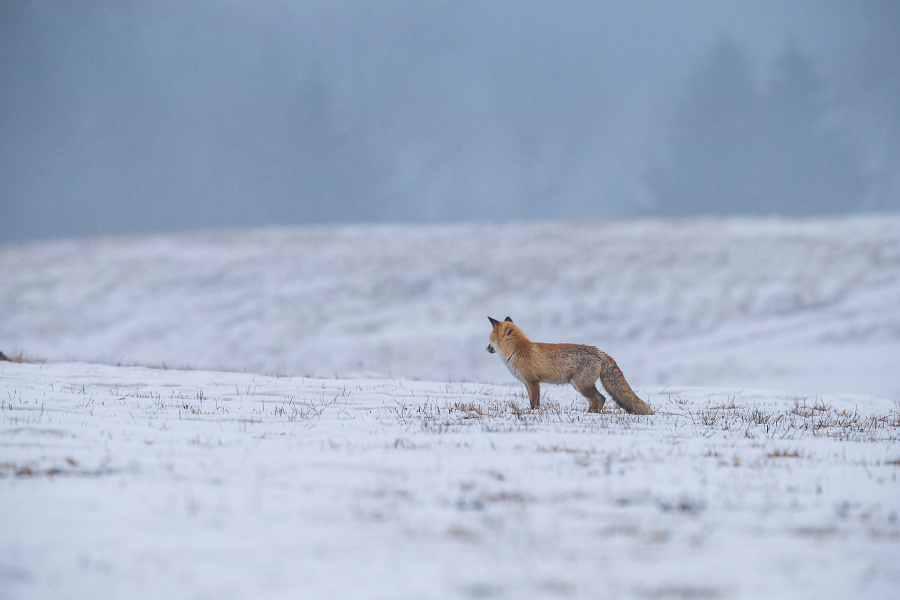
498, 351, 525, 383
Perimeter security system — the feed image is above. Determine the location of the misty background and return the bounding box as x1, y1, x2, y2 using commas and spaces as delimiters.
2, 0, 898, 242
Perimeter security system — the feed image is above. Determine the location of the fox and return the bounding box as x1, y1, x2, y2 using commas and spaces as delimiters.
486, 316, 653, 415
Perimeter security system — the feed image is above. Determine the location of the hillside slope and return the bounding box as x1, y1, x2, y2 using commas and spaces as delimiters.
2, 217, 899, 398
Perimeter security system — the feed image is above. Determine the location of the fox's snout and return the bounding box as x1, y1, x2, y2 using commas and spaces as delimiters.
486, 343, 495, 354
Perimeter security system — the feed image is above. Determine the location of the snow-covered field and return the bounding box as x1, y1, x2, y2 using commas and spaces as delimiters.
2, 217, 900, 397
2, 361, 898, 599
2, 217, 899, 598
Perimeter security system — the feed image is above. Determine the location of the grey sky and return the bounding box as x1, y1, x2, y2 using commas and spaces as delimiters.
1, 1, 897, 241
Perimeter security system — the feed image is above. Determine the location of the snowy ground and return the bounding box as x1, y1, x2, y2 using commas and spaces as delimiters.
2, 217, 899, 598
2, 360, 898, 599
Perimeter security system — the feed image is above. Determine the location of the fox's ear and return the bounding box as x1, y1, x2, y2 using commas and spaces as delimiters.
504, 316, 513, 323
488, 316, 500, 327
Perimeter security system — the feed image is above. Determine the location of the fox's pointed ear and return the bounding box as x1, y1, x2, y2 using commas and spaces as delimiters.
504, 316, 513, 323
488, 316, 500, 327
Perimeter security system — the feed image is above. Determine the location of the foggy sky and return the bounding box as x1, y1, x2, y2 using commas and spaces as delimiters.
2, 1, 898, 242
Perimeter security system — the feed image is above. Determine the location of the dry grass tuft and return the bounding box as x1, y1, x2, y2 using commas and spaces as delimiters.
768, 448, 801, 458
451, 402, 484, 416
791, 399, 833, 418
689, 399, 899, 442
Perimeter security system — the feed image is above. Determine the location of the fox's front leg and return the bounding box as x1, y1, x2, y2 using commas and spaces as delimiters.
526, 380, 541, 410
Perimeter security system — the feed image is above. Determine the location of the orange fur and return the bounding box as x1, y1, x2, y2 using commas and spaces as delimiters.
487, 317, 652, 415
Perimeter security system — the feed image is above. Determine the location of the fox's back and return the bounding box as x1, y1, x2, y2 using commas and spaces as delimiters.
525, 342, 603, 384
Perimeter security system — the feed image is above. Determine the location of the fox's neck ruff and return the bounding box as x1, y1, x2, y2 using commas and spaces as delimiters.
502, 352, 525, 382
494, 338, 527, 382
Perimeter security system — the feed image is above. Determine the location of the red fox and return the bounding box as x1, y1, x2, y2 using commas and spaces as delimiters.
486, 317, 653, 415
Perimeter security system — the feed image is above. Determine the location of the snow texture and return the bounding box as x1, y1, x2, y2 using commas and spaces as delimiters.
1, 362, 898, 599
1, 217, 899, 598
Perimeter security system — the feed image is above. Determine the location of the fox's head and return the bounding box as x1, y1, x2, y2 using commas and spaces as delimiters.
486, 316, 516, 354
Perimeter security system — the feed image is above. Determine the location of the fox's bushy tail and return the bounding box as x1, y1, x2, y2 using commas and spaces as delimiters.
599, 355, 653, 415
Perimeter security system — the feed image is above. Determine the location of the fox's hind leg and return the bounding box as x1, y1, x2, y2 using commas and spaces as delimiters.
575, 383, 606, 413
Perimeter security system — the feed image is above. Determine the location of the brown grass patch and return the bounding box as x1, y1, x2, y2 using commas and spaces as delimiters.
0, 351, 44, 364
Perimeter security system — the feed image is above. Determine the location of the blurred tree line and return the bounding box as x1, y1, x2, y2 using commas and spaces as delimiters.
647, 38, 868, 216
